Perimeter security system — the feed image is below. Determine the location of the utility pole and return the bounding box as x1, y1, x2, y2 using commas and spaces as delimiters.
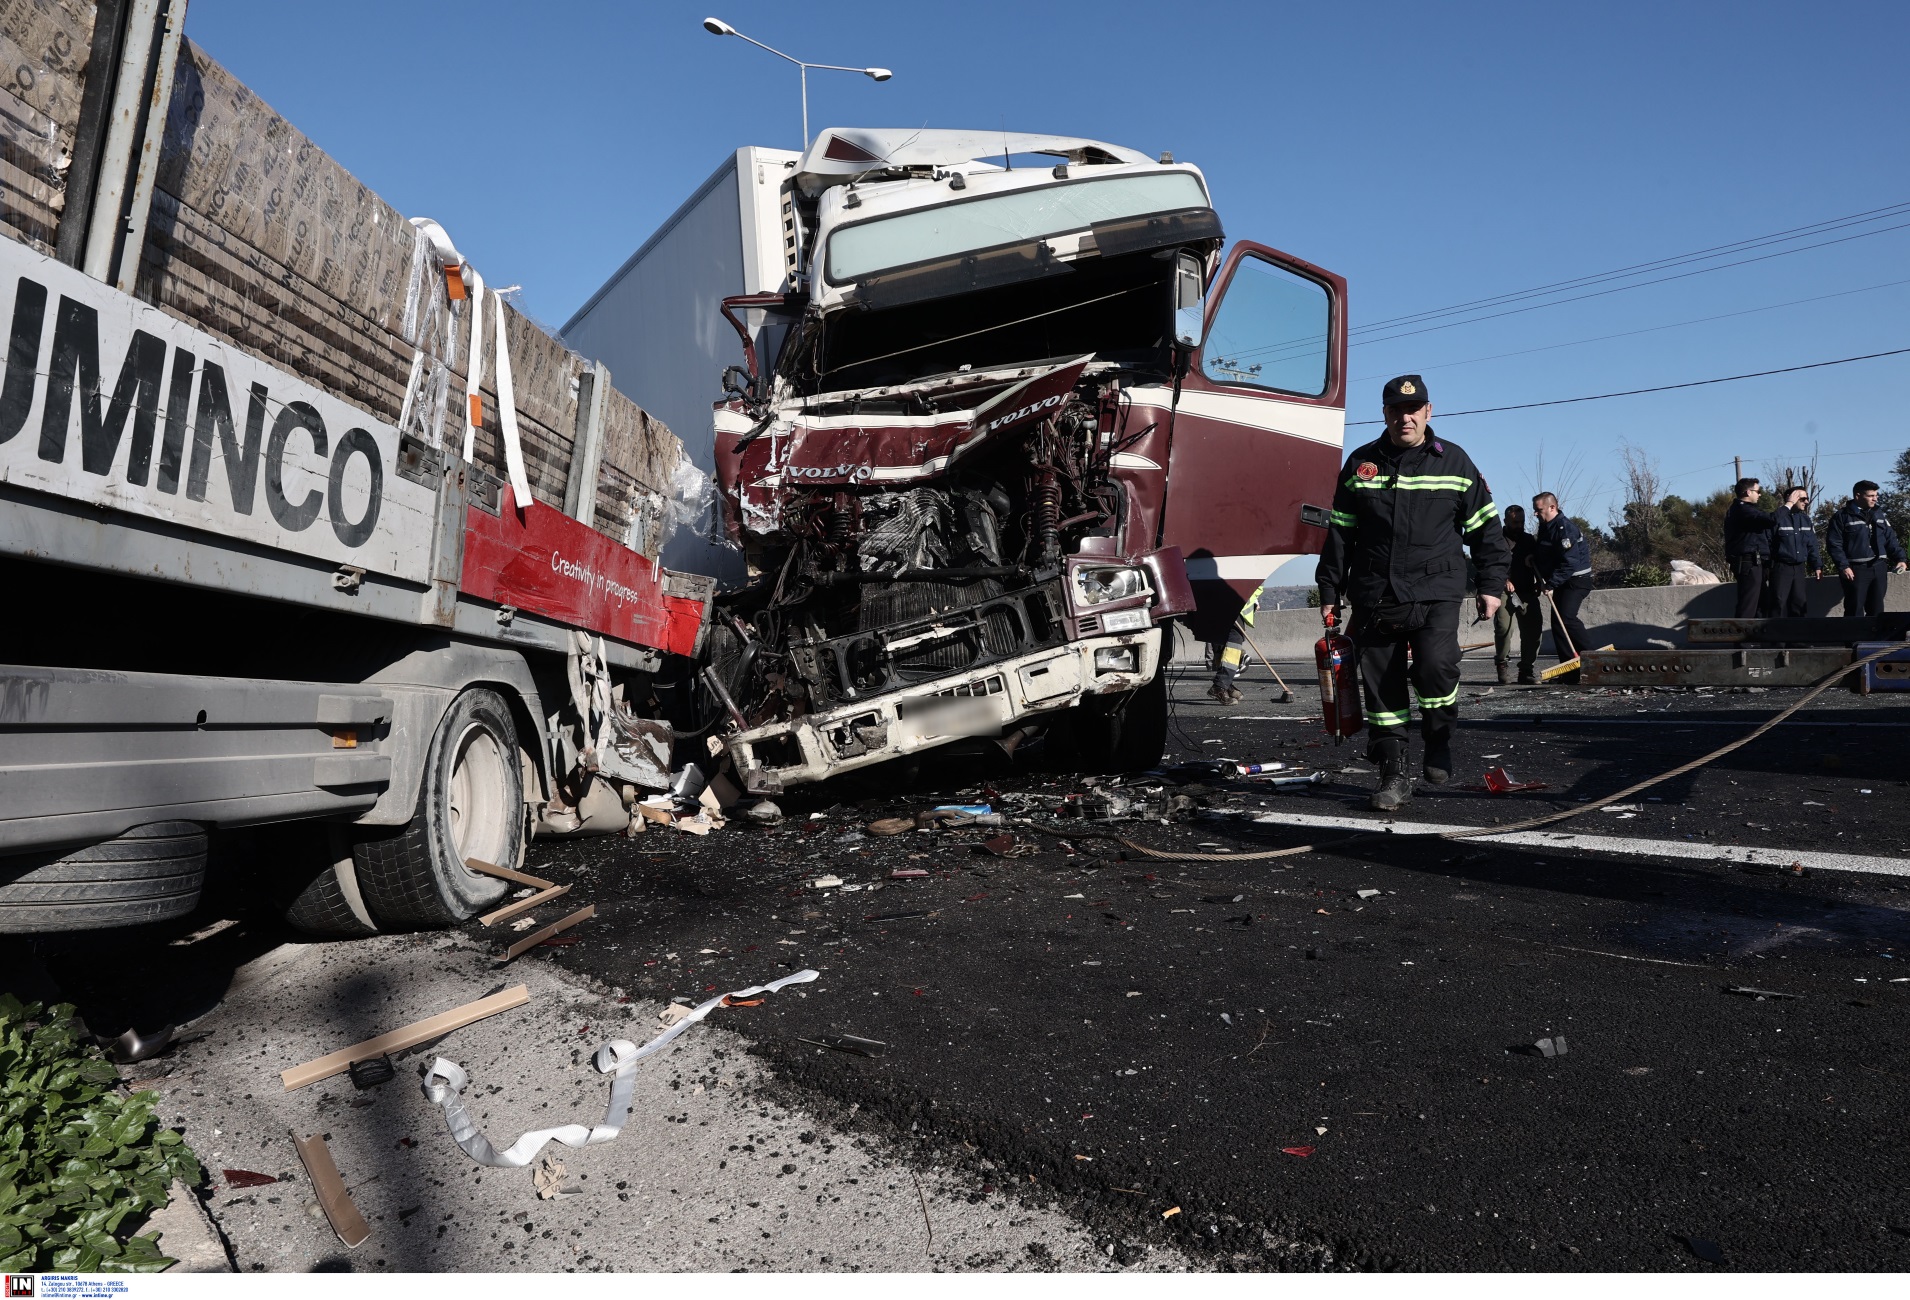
1734, 455, 1742, 484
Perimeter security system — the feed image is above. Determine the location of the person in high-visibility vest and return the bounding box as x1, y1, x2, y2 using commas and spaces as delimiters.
1209, 582, 1266, 705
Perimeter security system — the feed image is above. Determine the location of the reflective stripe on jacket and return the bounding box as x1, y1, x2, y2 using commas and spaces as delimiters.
1771, 506, 1822, 567
1533, 513, 1592, 588
1826, 502, 1907, 567
1317, 431, 1507, 609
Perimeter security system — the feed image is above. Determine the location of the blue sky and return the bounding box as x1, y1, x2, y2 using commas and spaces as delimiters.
187, 0, 1910, 562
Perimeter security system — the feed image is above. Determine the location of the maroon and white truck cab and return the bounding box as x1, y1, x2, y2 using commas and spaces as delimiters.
697, 128, 1345, 788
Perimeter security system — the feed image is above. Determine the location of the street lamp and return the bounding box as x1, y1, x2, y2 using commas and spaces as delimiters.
702, 17, 891, 148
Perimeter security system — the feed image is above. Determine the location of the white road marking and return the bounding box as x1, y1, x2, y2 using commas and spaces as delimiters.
1248, 810, 1910, 879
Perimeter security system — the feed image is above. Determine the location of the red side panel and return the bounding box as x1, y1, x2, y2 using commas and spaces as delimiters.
461, 491, 705, 658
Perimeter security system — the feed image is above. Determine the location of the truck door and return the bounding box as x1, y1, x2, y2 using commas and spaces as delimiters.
1151, 242, 1346, 638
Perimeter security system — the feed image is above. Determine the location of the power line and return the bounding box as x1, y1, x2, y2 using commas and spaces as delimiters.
1347, 344, 1910, 427
1353, 198, 1910, 335
1344, 219, 1910, 352
1227, 214, 1910, 369
1349, 276, 1910, 385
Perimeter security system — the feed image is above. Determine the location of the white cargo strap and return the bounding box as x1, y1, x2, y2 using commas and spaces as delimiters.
397, 217, 464, 449
420, 969, 818, 1168
491, 290, 533, 510
400, 216, 533, 510
461, 262, 485, 460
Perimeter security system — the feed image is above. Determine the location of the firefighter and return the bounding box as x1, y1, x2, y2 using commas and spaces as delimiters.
1318, 375, 1506, 811
1770, 485, 1823, 618
1826, 479, 1908, 616
1723, 477, 1777, 619
1531, 492, 1592, 669
1493, 502, 1543, 684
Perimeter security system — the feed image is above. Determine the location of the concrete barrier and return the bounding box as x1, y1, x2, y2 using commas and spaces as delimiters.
1173, 572, 1910, 664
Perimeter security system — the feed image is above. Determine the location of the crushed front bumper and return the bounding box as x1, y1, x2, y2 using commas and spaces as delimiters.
726, 628, 1163, 790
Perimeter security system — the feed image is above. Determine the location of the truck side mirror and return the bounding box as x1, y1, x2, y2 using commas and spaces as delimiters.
1173, 251, 1206, 350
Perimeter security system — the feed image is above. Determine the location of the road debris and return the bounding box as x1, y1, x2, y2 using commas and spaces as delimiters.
869, 818, 916, 836
1162, 1206, 1182, 1219
532, 1156, 580, 1200
421, 970, 818, 1167
1281, 1146, 1315, 1158
346, 1055, 395, 1090
293, 1132, 370, 1248
280, 984, 532, 1090
1725, 986, 1802, 1001
1682, 1235, 1726, 1264
220, 1169, 278, 1189
497, 905, 596, 963
1473, 767, 1548, 794
796, 1033, 887, 1058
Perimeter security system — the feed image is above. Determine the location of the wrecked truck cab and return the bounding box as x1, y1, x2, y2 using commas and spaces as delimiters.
696, 127, 1342, 791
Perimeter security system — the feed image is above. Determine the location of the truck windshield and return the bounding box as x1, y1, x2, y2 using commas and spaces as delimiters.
826, 172, 1210, 283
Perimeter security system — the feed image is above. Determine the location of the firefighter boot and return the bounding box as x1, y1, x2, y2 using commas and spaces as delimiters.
1495, 660, 1512, 685
1369, 736, 1413, 812
1422, 736, 1453, 785
1208, 678, 1243, 705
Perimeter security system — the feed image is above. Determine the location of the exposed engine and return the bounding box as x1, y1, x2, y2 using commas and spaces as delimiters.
708, 372, 1131, 733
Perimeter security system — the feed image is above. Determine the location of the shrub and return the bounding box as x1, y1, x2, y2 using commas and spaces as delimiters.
0, 996, 201, 1272
1621, 564, 1669, 588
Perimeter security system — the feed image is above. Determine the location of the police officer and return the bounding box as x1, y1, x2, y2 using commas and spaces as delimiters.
1318, 375, 1506, 811
1769, 485, 1823, 618
1826, 479, 1908, 616
1531, 492, 1592, 668
1493, 503, 1542, 684
1723, 477, 1777, 619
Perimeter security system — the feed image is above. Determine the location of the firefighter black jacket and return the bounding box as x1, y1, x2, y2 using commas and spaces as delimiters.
1317, 429, 1508, 610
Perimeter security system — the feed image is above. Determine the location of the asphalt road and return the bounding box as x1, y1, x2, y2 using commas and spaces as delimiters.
512, 660, 1910, 1271
31, 659, 1910, 1273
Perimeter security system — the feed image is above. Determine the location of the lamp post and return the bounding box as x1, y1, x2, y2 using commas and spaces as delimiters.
702, 17, 891, 148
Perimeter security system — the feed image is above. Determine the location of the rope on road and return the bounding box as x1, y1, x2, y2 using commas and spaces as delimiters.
1037, 644, 1905, 863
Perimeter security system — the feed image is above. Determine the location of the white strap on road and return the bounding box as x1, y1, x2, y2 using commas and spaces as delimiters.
420, 969, 819, 1167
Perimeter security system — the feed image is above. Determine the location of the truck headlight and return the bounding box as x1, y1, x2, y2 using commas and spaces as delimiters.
1073, 565, 1151, 606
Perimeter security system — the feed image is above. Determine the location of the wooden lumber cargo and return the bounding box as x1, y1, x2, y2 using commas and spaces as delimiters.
0, 0, 95, 255
0, 1, 685, 558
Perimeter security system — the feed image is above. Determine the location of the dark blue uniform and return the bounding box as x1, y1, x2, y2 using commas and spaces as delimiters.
1826, 501, 1907, 616
1723, 499, 1777, 618
1769, 504, 1822, 617
1533, 511, 1593, 661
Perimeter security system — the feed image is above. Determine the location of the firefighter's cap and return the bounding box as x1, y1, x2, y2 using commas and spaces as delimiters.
1382, 374, 1430, 407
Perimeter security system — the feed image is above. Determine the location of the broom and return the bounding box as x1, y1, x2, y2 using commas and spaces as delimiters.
1539, 589, 1582, 682
1235, 620, 1296, 703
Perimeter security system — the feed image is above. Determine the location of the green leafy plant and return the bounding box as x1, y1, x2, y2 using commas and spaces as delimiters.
0, 995, 202, 1272
1622, 563, 1669, 588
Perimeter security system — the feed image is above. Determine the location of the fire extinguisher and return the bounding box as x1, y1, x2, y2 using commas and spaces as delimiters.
1315, 607, 1363, 741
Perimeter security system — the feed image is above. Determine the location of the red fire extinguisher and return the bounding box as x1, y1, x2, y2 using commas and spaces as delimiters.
1315, 608, 1363, 741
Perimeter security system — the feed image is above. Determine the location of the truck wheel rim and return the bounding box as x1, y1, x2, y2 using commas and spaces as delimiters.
448, 722, 510, 869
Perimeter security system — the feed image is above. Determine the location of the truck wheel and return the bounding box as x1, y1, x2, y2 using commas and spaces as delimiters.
1066, 670, 1170, 774
0, 822, 207, 933
353, 688, 520, 927
276, 824, 379, 938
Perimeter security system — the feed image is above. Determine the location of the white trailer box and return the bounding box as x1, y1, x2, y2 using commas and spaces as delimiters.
562, 147, 799, 589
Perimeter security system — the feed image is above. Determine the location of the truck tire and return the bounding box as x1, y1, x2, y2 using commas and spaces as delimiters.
276, 824, 379, 938
0, 823, 207, 933
353, 687, 520, 927
1060, 670, 1169, 774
